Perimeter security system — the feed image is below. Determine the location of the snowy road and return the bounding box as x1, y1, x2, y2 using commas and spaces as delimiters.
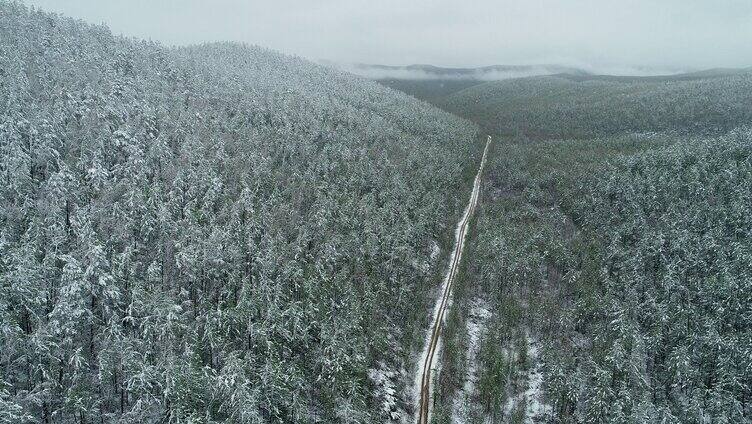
415, 135, 491, 424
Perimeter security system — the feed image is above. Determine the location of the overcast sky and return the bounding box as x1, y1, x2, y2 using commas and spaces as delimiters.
24, 0, 752, 72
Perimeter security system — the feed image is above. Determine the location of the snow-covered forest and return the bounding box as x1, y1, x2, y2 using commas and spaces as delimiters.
547, 132, 752, 422
432, 131, 751, 423
2, 2, 751, 423
0, 3, 482, 422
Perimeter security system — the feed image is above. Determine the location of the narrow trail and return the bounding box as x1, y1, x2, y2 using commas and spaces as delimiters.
415, 135, 491, 424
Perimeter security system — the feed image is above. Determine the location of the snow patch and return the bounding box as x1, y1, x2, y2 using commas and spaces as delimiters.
451, 299, 491, 424
503, 334, 553, 423
413, 240, 442, 273
429, 241, 441, 262
412, 137, 490, 424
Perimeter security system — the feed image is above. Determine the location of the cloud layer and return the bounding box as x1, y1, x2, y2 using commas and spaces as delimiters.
331, 64, 586, 80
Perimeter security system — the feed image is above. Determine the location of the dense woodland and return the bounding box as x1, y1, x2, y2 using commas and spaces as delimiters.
0, 3, 482, 422
551, 132, 752, 422
375, 79, 480, 108
2, 2, 751, 424
373, 59, 752, 424
431, 125, 751, 421
365, 55, 752, 423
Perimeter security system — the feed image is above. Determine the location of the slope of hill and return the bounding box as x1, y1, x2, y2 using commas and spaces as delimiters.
440, 71, 752, 138
375, 79, 483, 105
0, 3, 480, 422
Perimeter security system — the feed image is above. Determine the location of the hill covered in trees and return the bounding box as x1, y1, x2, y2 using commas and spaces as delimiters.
377, 27, 752, 424
438, 71, 752, 139
0, 3, 481, 422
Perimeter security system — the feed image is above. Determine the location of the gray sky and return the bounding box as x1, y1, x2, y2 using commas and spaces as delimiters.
24, 0, 752, 72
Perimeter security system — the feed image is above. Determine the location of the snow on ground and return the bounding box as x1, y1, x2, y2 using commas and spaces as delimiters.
383, 241, 440, 423
451, 299, 491, 424
413, 240, 442, 273
430, 241, 441, 263
523, 341, 552, 421
412, 138, 490, 423
412, 189, 478, 422
503, 333, 553, 423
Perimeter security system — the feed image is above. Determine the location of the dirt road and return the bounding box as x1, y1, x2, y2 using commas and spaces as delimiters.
415, 135, 491, 424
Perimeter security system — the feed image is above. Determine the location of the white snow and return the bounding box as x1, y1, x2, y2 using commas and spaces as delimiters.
415, 240, 442, 273
523, 341, 552, 421
451, 299, 491, 424
429, 241, 441, 262
412, 136, 490, 424
503, 333, 553, 423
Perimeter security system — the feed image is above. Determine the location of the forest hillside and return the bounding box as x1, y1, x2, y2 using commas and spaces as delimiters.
0, 3, 480, 422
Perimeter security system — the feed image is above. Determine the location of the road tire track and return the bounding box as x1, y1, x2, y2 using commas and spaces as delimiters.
415, 135, 491, 424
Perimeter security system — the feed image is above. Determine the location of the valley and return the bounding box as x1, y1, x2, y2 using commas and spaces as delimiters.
383, 73, 752, 423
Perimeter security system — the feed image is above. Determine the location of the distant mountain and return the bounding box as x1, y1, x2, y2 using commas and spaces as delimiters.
557, 66, 752, 83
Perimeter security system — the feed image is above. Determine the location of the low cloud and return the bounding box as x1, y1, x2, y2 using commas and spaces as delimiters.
331, 63, 583, 81
329, 62, 688, 81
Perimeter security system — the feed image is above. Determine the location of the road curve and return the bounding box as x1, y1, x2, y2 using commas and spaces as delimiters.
416, 135, 491, 424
